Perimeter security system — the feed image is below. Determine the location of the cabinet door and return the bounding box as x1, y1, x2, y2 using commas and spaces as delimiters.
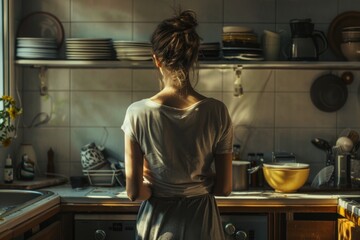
0, 229, 12, 240
287, 220, 336, 240
28, 220, 61, 240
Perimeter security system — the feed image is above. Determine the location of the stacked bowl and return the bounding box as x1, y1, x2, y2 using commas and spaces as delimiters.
221, 25, 263, 61
340, 26, 360, 61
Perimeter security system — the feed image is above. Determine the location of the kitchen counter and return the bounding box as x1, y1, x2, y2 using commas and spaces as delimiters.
43, 184, 360, 202
42, 184, 360, 210
0, 191, 60, 234
1, 183, 360, 238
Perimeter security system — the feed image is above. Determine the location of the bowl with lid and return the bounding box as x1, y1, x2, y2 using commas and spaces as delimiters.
263, 163, 310, 192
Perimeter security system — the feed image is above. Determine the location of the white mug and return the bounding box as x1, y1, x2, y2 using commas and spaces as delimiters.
262, 30, 281, 61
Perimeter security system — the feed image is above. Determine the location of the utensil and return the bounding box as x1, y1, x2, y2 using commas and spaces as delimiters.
232, 161, 259, 191
311, 138, 332, 153
311, 138, 334, 166
353, 141, 360, 153
336, 136, 354, 153
328, 11, 360, 59
286, 18, 327, 60
310, 73, 348, 112
311, 165, 334, 188
340, 129, 359, 145
335, 154, 352, 188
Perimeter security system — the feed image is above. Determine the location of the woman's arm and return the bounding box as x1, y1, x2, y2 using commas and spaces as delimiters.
124, 135, 152, 201
213, 153, 232, 196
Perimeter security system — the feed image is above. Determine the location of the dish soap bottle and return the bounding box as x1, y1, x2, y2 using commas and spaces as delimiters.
4, 154, 13, 183
47, 148, 55, 177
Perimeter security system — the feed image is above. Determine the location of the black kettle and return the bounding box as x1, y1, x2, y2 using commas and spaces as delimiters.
287, 19, 328, 60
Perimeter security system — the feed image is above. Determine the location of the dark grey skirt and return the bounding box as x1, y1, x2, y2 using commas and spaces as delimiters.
136, 194, 225, 240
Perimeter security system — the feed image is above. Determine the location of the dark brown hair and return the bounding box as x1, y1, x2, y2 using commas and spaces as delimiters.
151, 10, 201, 86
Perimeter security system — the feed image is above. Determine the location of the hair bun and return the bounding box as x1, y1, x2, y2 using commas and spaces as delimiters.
174, 10, 198, 33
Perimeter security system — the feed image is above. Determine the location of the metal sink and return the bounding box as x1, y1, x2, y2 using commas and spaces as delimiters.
0, 189, 54, 217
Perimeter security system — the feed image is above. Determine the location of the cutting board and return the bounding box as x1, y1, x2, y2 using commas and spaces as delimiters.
0, 176, 68, 189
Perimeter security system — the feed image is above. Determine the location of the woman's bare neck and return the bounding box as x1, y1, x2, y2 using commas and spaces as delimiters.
150, 86, 206, 109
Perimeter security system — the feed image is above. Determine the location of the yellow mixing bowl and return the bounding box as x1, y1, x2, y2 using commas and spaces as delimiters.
263, 163, 310, 193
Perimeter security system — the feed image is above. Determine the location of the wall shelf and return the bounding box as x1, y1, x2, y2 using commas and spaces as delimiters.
15, 59, 360, 70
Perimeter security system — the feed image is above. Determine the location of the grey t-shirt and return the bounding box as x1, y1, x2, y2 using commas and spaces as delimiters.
121, 98, 233, 197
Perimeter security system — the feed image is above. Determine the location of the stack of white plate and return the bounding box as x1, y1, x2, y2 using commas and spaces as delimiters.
16, 37, 58, 59
113, 41, 152, 61
66, 38, 114, 60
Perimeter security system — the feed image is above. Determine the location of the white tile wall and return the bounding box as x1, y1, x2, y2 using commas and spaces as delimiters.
276, 0, 337, 23
10, 0, 360, 181
71, 0, 132, 22
134, 0, 175, 22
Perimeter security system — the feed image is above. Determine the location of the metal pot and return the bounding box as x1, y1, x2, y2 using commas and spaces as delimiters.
232, 161, 259, 191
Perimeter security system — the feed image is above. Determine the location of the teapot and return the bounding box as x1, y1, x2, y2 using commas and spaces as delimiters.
286, 18, 328, 60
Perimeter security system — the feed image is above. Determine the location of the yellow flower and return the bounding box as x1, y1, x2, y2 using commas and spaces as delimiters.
6, 107, 18, 119
2, 137, 11, 147
2, 95, 14, 104
0, 95, 22, 147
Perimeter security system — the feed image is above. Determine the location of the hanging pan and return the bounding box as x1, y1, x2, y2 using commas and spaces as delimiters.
310, 73, 348, 112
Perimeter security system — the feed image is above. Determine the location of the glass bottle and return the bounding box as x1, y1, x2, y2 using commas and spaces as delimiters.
248, 153, 257, 187
256, 153, 265, 187
4, 154, 13, 183
233, 144, 241, 160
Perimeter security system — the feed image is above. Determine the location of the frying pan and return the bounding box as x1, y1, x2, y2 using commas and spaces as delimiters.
310, 73, 348, 112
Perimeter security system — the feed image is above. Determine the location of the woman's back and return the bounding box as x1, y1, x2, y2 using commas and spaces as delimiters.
122, 9, 233, 240
123, 97, 233, 197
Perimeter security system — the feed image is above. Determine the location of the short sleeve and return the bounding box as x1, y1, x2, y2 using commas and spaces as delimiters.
215, 104, 233, 154
121, 105, 137, 141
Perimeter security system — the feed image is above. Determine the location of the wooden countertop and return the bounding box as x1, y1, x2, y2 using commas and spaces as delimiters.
42, 184, 360, 213
0, 176, 67, 190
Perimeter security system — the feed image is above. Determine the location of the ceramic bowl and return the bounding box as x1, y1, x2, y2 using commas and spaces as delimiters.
342, 30, 360, 42
341, 42, 360, 61
263, 163, 310, 192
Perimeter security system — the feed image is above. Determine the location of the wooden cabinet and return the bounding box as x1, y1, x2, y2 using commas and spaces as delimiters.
218, 205, 339, 240
285, 212, 338, 240
0, 230, 12, 240
285, 212, 339, 240
28, 220, 61, 240
10, 205, 61, 240
287, 220, 336, 239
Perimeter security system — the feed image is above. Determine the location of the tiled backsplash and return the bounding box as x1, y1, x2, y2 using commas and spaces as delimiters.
3, 0, 360, 182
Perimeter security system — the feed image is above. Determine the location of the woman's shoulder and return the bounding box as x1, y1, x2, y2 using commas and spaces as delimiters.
202, 97, 227, 109
127, 98, 150, 109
